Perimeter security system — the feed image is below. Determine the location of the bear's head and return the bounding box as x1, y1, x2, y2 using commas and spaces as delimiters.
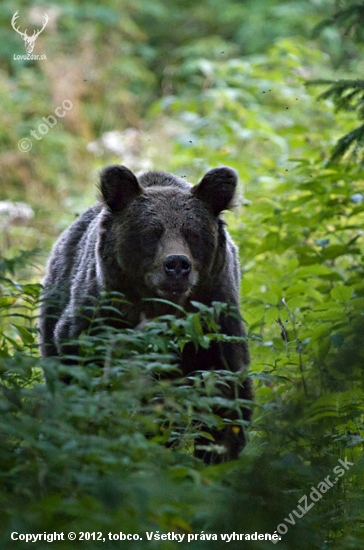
98, 165, 238, 305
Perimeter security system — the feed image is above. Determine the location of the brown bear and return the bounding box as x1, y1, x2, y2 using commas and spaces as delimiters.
39, 165, 252, 462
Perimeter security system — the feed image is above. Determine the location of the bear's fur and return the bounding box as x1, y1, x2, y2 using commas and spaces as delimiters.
39, 165, 252, 462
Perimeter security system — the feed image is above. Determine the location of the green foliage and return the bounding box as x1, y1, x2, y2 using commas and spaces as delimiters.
153, 38, 356, 180
314, 1, 364, 44
0, 253, 41, 359
310, 2, 364, 164
0, 0, 338, 218
151, 37, 364, 546
308, 79, 364, 164
1, 1, 364, 548
1, 253, 363, 549
2, 277, 252, 548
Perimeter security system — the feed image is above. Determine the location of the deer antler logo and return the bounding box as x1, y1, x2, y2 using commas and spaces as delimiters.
11, 11, 48, 54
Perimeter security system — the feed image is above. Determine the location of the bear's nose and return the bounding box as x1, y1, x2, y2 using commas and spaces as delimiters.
164, 255, 191, 278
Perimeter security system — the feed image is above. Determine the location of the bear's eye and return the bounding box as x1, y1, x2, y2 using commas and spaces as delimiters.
142, 229, 162, 247
186, 230, 201, 245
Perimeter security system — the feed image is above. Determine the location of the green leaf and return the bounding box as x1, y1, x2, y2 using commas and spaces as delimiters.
0, 297, 18, 308
11, 324, 35, 345
331, 285, 353, 302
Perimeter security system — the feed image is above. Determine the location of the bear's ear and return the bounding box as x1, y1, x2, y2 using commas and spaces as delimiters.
192, 167, 238, 216
99, 165, 142, 212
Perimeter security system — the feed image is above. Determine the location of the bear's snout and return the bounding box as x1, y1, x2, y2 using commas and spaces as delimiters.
146, 248, 197, 303
163, 255, 191, 279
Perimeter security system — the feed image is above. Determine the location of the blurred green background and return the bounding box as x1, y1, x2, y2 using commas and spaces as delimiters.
1, 1, 364, 548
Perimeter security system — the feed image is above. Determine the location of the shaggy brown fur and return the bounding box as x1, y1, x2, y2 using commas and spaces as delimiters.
39, 165, 252, 463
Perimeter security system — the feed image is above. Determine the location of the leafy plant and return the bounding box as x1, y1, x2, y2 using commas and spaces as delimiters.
310, 2, 364, 164
307, 78, 364, 164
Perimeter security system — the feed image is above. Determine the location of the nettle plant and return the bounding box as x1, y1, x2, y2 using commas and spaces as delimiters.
0, 266, 256, 539
1, 269, 252, 469
45, 293, 252, 456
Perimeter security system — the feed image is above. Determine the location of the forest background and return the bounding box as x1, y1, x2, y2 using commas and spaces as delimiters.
1, 0, 364, 548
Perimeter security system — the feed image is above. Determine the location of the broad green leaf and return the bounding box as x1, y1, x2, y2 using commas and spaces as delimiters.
331, 285, 353, 302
